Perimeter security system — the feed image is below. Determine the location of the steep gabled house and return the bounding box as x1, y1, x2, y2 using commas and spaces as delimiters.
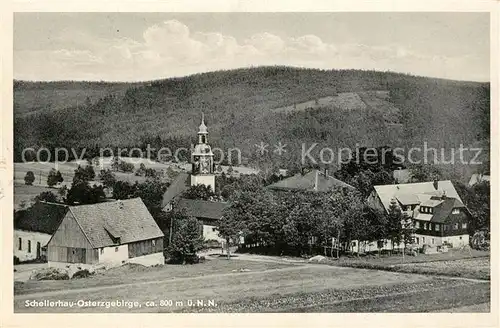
368, 180, 470, 248
413, 196, 472, 247
14, 201, 69, 262
47, 198, 164, 268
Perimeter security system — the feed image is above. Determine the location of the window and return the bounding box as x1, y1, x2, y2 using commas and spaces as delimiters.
27, 240, 31, 253
429, 223, 433, 231
18, 238, 22, 251
100, 248, 104, 255
152, 240, 156, 247
462, 223, 467, 229
435, 224, 440, 231
432, 238, 434, 244
454, 223, 459, 230
422, 237, 426, 243
452, 208, 460, 214
212, 227, 217, 232
115, 247, 119, 252
429, 208, 433, 214
415, 221, 420, 229
459, 236, 462, 240
424, 222, 428, 230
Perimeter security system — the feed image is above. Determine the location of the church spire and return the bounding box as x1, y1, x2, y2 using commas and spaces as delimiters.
198, 112, 208, 134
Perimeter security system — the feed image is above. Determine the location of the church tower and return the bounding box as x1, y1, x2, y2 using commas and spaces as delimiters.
190, 114, 215, 192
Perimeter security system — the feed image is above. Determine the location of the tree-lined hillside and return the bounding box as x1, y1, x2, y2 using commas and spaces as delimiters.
14, 66, 490, 173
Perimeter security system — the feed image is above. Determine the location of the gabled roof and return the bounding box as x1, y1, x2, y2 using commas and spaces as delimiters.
420, 199, 444, 207
266, 170, 354, 192
413, 197, 467, 223
14, 201, 69, 235
395, 193, 420, 205
161, 173, 190, 209
68, 198, 164, 248
468, 173, 490, 186
430, 198, 468, 223
176, 198, 230, 220
373, 180, 462, 213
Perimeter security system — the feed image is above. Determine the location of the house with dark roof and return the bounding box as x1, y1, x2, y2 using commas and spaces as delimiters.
412, 195, 472, 247
176, 198, 230, 243
46, 198, 164, 268
367, 180, 471, 248
266, 169, 355, 192
14, 201, 69, 262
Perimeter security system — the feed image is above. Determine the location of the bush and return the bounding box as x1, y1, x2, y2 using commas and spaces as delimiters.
30, 268, 69, 280
71, 269, 92, 279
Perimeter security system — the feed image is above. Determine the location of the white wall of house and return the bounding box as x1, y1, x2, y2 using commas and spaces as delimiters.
414, 234, 469, 247
14, 230, 51, 262
98, 244, 129, 265
127, 252, 164, 266
202, 224, 225, 243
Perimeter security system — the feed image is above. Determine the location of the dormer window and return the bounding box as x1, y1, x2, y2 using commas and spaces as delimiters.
452, 208, 460, 214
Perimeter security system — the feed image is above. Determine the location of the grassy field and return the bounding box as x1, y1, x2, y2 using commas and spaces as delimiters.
180, 279, 489, 313
14, 257, 490, 313
331, 249, 490, 280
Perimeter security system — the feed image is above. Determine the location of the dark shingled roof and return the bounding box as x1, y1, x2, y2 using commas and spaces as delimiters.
429, 197, 467, 223
266, 170, 354, 192
14, 201, 69, 235
161, 173, 190, 209
176, 198, 230, 220
69, 198, 164, 248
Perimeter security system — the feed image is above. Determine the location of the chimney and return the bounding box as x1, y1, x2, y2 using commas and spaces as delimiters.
314, 170, 319, 191
433, 179, 439, 190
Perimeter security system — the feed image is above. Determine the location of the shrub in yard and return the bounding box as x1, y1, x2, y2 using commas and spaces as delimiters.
30, 268, 69, 281
71, 269, 92, 279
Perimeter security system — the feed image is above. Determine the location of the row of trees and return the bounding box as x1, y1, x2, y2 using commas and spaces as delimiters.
216, 188, 414, 257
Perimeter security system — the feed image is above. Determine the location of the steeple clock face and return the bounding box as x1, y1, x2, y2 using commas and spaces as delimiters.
200, 156, 210, 174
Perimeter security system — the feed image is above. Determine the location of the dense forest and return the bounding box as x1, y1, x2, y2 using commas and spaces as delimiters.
14, 66, 490, 175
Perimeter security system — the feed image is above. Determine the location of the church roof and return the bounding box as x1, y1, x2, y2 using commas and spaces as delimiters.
176, 198, 230, 220
161, 173, 191, 209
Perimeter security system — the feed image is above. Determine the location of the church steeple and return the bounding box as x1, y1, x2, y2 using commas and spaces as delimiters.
198, 113, 208, 143
190, 114, 215, 192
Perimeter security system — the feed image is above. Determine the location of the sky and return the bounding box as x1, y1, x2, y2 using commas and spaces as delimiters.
14, 12, 490, 82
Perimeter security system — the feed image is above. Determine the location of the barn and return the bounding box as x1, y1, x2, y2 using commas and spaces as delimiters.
46, 198, 164, 269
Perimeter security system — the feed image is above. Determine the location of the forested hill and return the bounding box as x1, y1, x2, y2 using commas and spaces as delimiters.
14, 66, 490, 171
